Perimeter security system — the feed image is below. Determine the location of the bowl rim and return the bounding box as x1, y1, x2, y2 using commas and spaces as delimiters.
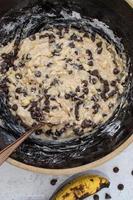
7, 135, 133, 175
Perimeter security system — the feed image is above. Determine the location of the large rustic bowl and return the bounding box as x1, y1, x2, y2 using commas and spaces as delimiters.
0, 0, 133, 175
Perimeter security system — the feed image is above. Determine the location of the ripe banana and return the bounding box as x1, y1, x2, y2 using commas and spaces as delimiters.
51, 174, 110, 200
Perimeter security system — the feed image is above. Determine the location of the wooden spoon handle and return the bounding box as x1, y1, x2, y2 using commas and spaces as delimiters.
0, 124, 42, 166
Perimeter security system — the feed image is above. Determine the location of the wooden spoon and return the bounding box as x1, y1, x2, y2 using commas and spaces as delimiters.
0, 123, 45, 166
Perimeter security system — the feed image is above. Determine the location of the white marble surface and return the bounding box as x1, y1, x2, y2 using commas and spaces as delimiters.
0, 144, 133, 200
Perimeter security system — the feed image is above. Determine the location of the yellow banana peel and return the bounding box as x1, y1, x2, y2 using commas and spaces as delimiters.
51, 174, 110, 200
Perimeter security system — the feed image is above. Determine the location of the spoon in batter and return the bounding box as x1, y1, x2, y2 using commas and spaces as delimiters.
0, 122, 56, 166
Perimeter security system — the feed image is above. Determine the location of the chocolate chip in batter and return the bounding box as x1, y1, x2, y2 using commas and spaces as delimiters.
0, 62, 9, 74
108, 103, 114, 109
75, 86, 80, 92
49, 33, 55, 43
68, 70, 73, 74
73, 128, 84, 136
83, 87, 89, 95
69, 42, 75, 48
89, 69, 99, 78
75, 50, 78, 55
88, 61, 93, 66
16, 87, 22, 93
97, 48, 103, 54
92, 103, 100, 114
91, 78, 97, 85
35, 71, 41, 77
15, 73, 22, 79
75, 101, 83, 120
50, 78, 59, 86
82, 80, 88, 87
103, 80, 109, 93
12, 104, 18, 111
91, 33, 96, 42
70, 33, 78, 41
29, 34, 36, 41
81, 119, 93, 128
45, 74, 49, 79
91, 95, 99, 102
108, 90, 116, 98
47, 62, 53, 67
86, 49, 92, 59
96, 41, 102, 48
110, 80, 116, 87
113, 68, 120, 75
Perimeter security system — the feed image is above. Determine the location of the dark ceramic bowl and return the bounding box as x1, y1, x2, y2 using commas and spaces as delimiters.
0, 0, 133, 174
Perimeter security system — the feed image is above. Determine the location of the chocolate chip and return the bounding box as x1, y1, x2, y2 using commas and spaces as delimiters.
88, 61, 93, 66
96, 41, 102, 48
75, 86, 80, 92
35, 71, 41, 77
74, 128, 84, 136
51, 106, 58, 110
105, 193, 112, 199
69, 42, 75, 48
12, 104, 18, 111
15, 73, 22, 79
16, 87, 22, 93
47, 62, 53, 67
92, 103, 100, 114
86, 49, 92, 59
75, 50, 78, 55
103, 80, 109, 93
100, 92, 107, 101
108, 103, 114, 109
29, 34, 36, 41
91, 33, 96, 42
92, 78, 97, 84
68, 70, 73, 74
103, 113, 107, 117
45, 129, 52, 136
82, 80, 88, 87
36, 129, 43, 135
97, 48, 103, 54
83, 87, 89, 95
13, 65, 17, 71
81, 119, 92, 128
113, 167, 119, 173
108, 90, 116, 98
50, 78, 59, 86
0, 62, 9, 74
49, 34, 55, 43
75, 101, 83, 120
113, 68, 120, 75
72, 63, 84, 70
91, 95, 99, 102
117, 184, 124, 190
93, 194, 99, 200
89, 70, 99, 78
70, 33, 78, 41
45, 74, 49, 78
50, 179, 57, 186
111, 80, 116, 86
65, 93, 70, 99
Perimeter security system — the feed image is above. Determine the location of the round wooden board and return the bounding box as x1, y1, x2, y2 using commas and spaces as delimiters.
7, 0, 133, 175
7, 135, 133, 175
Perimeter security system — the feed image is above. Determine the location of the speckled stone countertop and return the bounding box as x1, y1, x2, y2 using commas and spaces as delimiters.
0, 143, 132, 200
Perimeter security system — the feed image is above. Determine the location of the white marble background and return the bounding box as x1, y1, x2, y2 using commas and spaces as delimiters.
0, 143, 132, 200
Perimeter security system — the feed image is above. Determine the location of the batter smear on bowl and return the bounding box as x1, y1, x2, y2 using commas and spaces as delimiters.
0, 27, 127, 140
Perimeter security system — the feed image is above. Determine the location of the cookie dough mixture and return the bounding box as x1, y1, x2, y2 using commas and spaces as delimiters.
0, 27, 127, 140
